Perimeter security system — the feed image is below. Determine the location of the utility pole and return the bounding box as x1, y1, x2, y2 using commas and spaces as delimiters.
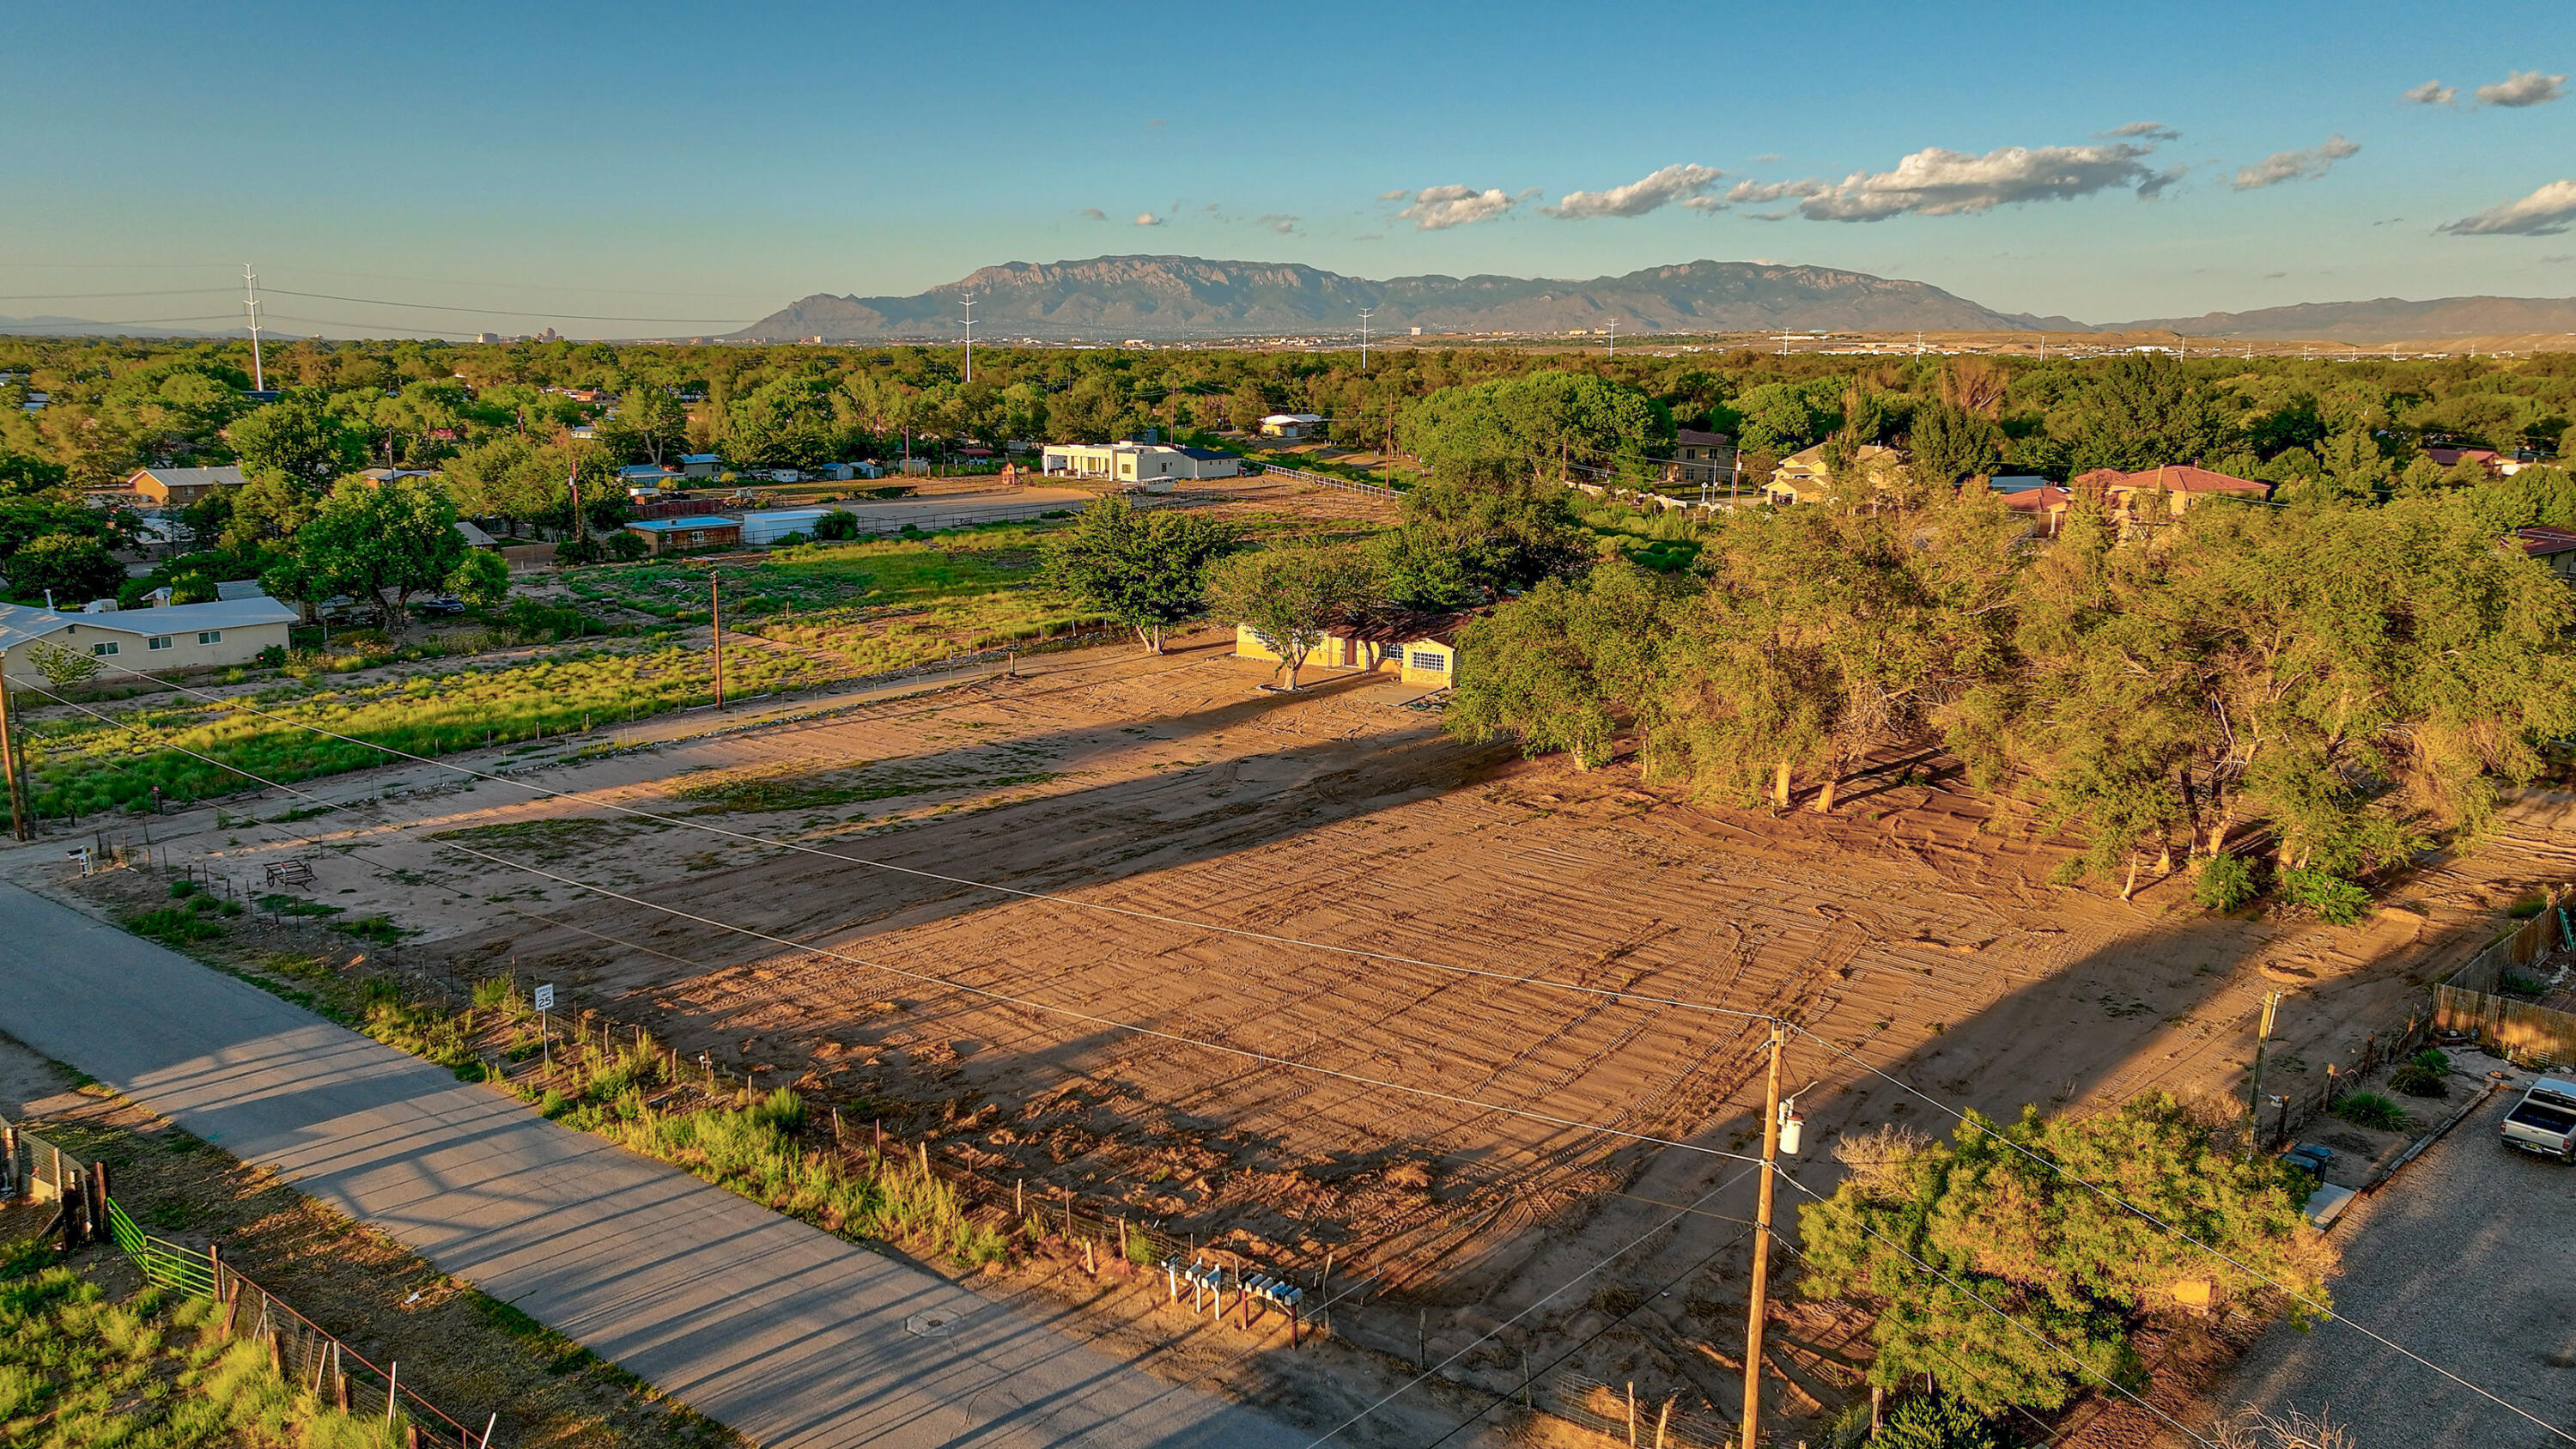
961, 292, 975, 385
241, 264, 265, 391
0, 675, 28, 841
1740, 1020, 1787, 1449
1358, 307, 1374, 374
2246, 989, 2284, 1153
1915, 331, 1923, 358
709, 571, 726, 710
1606, 318, 1617, 358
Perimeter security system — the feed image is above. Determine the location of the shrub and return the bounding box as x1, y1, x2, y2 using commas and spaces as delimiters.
121, 907, 222, 945
2411, 1048, 2451, 1075
2391, 1064, 2448, 1098
2281, 867, 2372, 926
341, 916, 403, 946
168, 878, 197, 898
2509, 894, 2549, 919
256, 644, 287, 667
1875, 1394, 2002, 1449
2195, 854, 2257, 911
2331, 1091, 2410, 1131
2500, 971, 2547, 997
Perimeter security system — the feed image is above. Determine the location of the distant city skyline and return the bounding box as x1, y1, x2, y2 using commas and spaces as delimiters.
3, 0, 2571, 338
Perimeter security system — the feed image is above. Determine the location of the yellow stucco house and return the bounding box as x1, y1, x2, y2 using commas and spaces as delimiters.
1234, 612, 1467, 687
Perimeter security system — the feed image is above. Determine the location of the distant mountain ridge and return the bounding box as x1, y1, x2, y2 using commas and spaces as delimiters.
732, 256, 2040, 341
2101, 295, 2576, 342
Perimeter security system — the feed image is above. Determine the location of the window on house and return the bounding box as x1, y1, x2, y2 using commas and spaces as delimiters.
148, 636, 173, 650
197, 630, 222, 645
91, 641, 118, 656
1408, 649, 1447, 672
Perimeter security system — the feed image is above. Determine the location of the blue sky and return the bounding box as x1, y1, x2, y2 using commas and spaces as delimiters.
3, 1, 2571, 335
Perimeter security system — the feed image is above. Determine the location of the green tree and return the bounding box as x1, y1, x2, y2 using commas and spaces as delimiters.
1798, 1094, 2330, 1416
447, 550, 511, 607
605, 385, 688, 466
1040, 498, 1237, 653
2063, 356, 2233, 473
1378, 472, 1589, 608
22, 638, 102, 691
6, 533, 124, 606
1448, 561, 1676, 767
1907, 400, 2007, 488
226, 392, 364, 492
1206, 539, 1377, 688
1399, 370, 1671, 484
277, 476, 467, 630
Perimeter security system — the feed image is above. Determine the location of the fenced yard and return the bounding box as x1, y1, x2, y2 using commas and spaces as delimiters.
2433, 886, 2576, 1067
4, 1114, 492, 1446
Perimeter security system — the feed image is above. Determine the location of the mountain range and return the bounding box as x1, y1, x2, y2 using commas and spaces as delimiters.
730, 255, 2576, 346
11, 257, 2576, 345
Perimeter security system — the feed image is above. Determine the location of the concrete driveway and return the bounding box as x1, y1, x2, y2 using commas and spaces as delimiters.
2210, 1071, 2576, 1449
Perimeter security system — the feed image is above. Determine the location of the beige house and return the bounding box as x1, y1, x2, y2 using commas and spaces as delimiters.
0, 596, 298, 690
128, 465, 249, 507
1765, 442, 1905, 506
1666, 428, 1737, 486
1040, 441, 1241, 488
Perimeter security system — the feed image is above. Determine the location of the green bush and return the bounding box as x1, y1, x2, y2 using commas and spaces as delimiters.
1874, 1394, 2002, 1449
2332, 1091, 2410, 1131
2501, 971, 2548, 997
2391, 1063, 2448, 1098
2281, 867, 2372, 926
2194, 854, 2257, 910
121, 907, 223, 945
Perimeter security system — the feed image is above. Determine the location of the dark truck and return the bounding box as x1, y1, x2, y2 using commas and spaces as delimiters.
2501, 1077, 2576, 1160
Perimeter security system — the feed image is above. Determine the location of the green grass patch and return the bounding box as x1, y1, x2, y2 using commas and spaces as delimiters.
21, 645, 833, 818
0, 1237, 424, 1448
120, 907, 225, 946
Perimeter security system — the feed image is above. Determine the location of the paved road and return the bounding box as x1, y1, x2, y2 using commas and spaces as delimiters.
2211, 1075, 2576, 1449
0, 880, 1303, 1449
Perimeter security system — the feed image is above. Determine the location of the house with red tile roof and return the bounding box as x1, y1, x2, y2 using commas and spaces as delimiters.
2512, 525, 2576, 581
2074, 465, 2269, 523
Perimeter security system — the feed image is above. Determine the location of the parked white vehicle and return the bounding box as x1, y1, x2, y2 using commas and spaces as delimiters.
2501, 1077, 2576, 1160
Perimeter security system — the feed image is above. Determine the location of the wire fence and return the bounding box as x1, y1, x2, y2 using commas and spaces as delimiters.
4, 1115, 494, 1447
1249, 462, 1402, 500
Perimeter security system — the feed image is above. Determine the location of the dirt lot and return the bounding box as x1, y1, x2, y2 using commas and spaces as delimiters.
22, 614, 2576, 1446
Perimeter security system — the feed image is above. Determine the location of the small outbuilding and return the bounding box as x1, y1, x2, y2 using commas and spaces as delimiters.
623, 515, 744, 555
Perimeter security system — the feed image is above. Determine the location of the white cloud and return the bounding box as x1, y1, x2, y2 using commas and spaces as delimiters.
2402, 80, 2457, 106
2439, 179, 2576, 236
1750, 153, 1783, 164
2477, 70, 2567, 107
2232, 134, 2360, 190
2100, 121, 2180, 140
1377, 188, 1410, 201
1727, 178, 1829, 204
1133, 212, 1163, 227
1390, 183, 1518, 229
1080, 207, 1106, 221
1256, 213, 1298, 234
1758, 141, 2174, 222
1546, 162, 1724, 219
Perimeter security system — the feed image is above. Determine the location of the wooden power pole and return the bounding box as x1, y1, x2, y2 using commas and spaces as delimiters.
0, 676, 27, 841
709, 571, 726, 710
1741, 1020, 1787, 1449
2246, 989, 2284, 1152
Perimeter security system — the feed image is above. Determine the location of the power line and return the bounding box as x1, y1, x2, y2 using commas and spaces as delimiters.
0, 645, 1782, 1031
427, 841, 1778, 1172
13, 629, 2554, 1440
258, 289, 750, 326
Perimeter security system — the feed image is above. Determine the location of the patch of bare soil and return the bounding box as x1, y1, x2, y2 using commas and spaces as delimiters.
36, 638, 2576, 1446
0, 1031, 738, 1449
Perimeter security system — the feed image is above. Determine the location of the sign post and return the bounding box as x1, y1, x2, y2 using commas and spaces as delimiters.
534, 983, 556, 1070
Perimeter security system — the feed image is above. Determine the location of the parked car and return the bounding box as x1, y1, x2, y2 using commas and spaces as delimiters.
414, 597, 467, 617
2501, 1077, 2576, 1160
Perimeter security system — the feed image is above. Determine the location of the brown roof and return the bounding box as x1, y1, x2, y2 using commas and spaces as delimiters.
2514, 525, 2576, 558
1998, 485, 2071, 514
1339, 607, 1475, 648
2100, 465, 2268, 495
1675, 428, 1735, 448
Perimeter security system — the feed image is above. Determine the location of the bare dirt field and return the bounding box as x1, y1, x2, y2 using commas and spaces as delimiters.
25, 621, 2576, 1446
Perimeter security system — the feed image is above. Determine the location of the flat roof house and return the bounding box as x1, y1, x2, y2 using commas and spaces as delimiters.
127, 465, 249, 508
1040, 441, 1241, 490
679, 454, 723, 478
623, 515, 742, 555
1258, 413, 1326, 440
0, 596, 299, 690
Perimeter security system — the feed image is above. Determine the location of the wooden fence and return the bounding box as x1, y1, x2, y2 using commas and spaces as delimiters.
2429, 886, 2576, 1068
4, 1116, 493, 1447
1251, 462, 1401, 500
